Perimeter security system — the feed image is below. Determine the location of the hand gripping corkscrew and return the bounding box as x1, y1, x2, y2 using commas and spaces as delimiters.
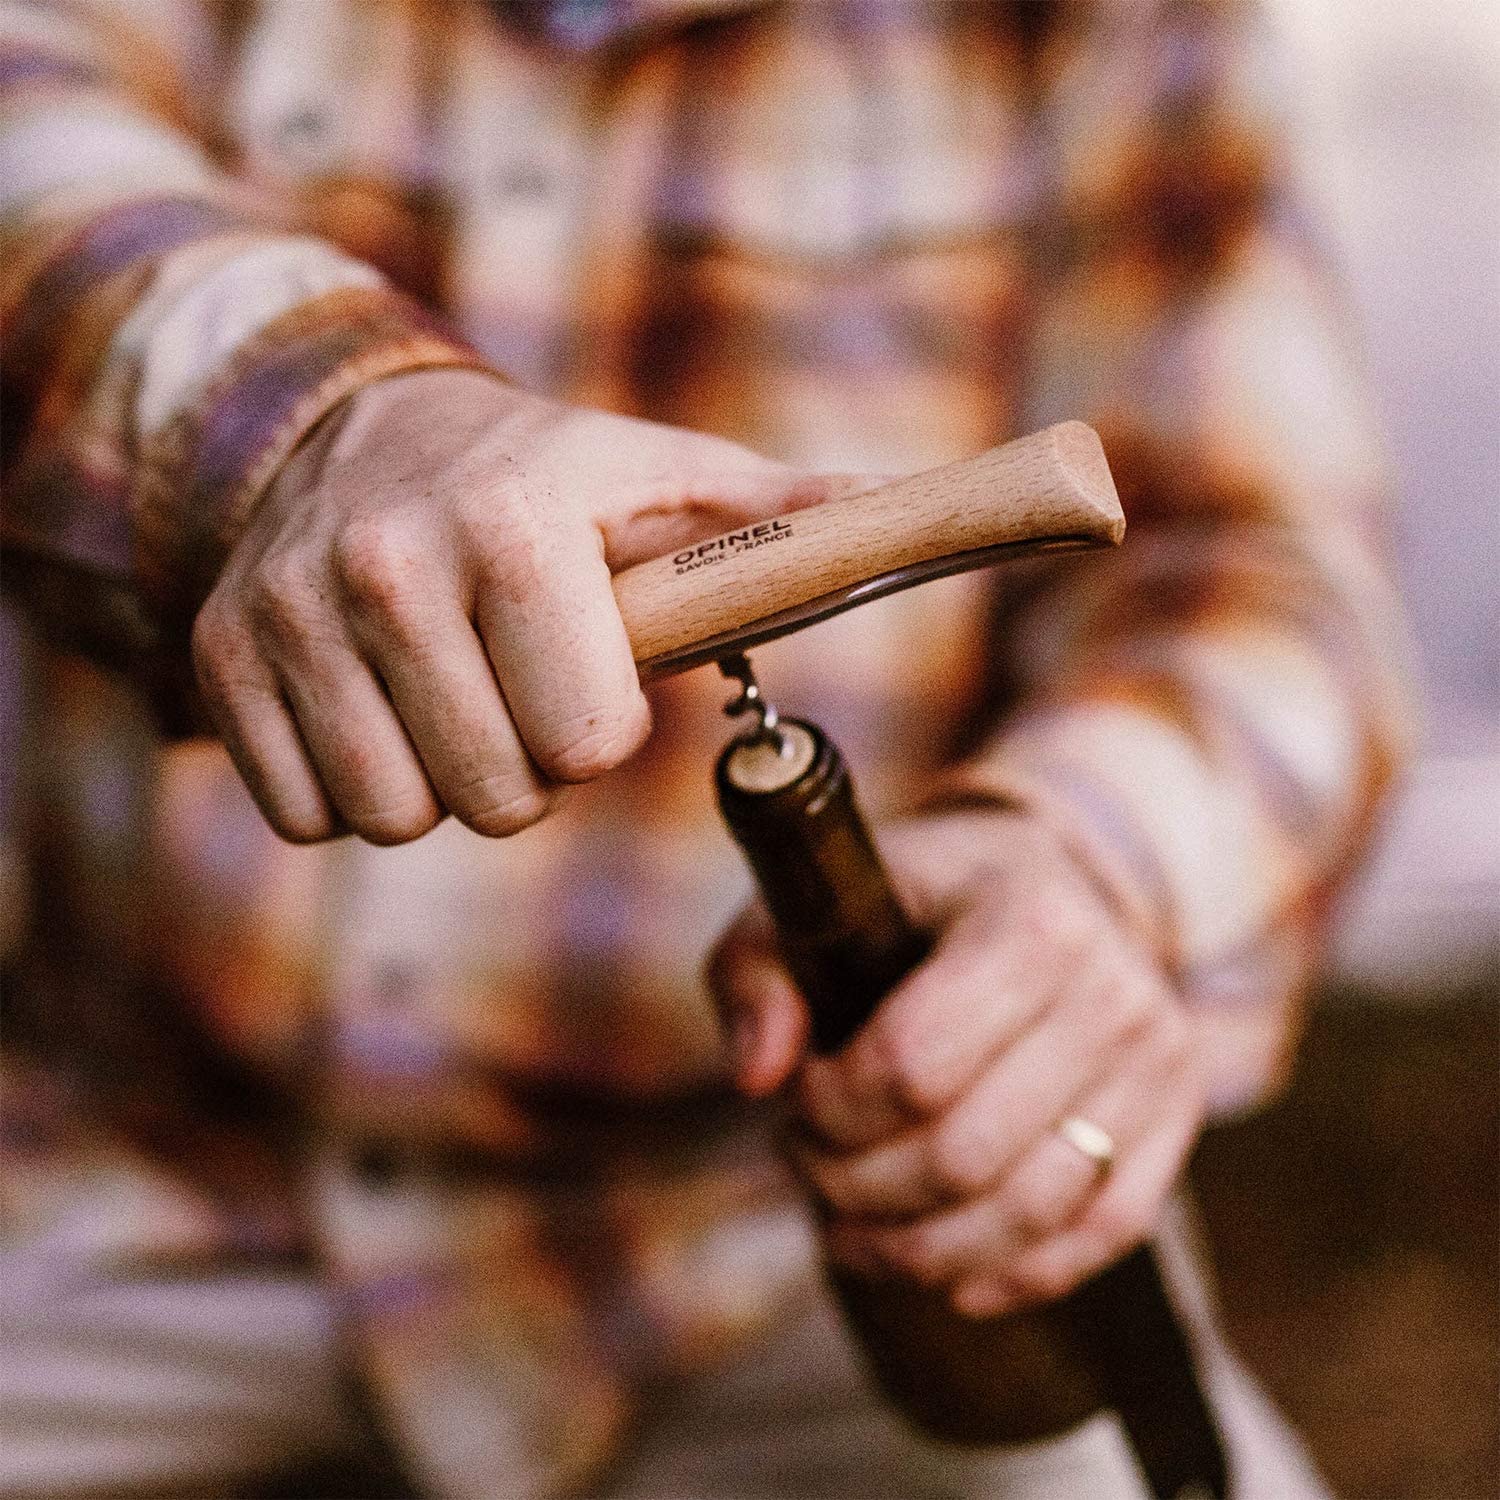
610, 423, 1229, 1500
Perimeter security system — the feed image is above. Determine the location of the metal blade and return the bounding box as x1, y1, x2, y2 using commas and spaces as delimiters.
636, 534, 1094, 681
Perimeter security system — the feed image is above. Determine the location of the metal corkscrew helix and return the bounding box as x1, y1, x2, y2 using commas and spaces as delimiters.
718, 652, 788, 751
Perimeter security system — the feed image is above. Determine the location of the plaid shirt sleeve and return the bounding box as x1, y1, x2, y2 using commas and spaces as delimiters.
0, 0, 493, 671
932, 3, 1414, 1110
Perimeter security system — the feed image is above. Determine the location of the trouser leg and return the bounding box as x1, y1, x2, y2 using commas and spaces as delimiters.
0, 1247, 361, 1498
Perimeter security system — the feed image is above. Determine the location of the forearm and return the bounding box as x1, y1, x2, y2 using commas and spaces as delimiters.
937, 262, 1414, 1111
945, 546, 1409, 1112
0, 1, 491, 674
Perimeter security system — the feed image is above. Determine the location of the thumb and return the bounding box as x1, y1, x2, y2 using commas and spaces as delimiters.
705, 908, 811, 1097
808, 470, 901, 503
702, 467, 898, 521
602, 458, 897, 572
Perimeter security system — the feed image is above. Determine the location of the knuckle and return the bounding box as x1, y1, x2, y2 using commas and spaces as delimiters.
948, 1280, 1002, 1319
333, 518, 428, 613
1090, 1192, 1153, 1254
869, 1021, 948, 1121
452, 783, 552, 838
1153, 1003, 1193, 1068
534, 699, 650, 784
1011, 1260, 1073, 1305
474, 521, 546, 594
454, 483, 518, 541
189, 603, 247, 697
1011, 1173, 1065, 1243
247, 560, 318, 649
1108, 977, 1158, 1043
334, 734, 389, 789
1180, 1049, 1209, 1113
884, 1224, 951, 1286
928, 1120, 996, 1199
347, 795, 442, 847
803, 1155, 859, 1218
1022, 897, 1092, 954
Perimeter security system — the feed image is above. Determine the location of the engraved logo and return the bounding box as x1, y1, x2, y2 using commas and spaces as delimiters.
673, 519, 793, 573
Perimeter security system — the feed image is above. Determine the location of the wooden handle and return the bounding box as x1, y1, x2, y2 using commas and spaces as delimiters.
615, 420, 1123, 676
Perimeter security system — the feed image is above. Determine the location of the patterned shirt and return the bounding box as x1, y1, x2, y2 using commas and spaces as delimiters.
1, 1, 1410, 1493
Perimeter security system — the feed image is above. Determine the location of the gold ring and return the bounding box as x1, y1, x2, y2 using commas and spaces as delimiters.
1056, 1115, 1115, 1177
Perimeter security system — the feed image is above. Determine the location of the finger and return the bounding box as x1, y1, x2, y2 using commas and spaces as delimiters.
692, 468, 889, 517
346, 594, 551, 838
792, 885, 1066, 1151
793, 946, 1151, 1218
191, 606, 337, 842
215, 684, 339, 844
473, 511, 650, 785
705, 911, 809, 1096
1001, 1000, 1197, 1250
599, 458, 890, 572
822, 1011, 1185, 1290
972, 1102, 1201, 1316
274, 633, 442, 845
811, 472, 900, 502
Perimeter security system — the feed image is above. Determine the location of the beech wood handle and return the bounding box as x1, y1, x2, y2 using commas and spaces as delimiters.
615, 420, 1123, 677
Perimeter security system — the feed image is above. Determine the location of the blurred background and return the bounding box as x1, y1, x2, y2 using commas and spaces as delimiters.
1190, 4, 1498, 1496
1, 2, 1495, 1497
1266, 0, 1498, 994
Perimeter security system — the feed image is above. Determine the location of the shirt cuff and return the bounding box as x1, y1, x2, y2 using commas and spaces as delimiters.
928, 701, 1317, 1114
133, 284, 498, 626
931, 696, 1307, 959
928, 751, 1174, 962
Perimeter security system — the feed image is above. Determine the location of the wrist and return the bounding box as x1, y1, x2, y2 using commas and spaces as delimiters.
134, 286, 497, 628
352, 366, 557, 460
909, 778, 1165, 962
264, 365, 538, 511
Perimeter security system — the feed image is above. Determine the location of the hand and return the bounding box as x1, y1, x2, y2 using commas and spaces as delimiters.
707, 809, 1205, 1317
191, 369, 830, 844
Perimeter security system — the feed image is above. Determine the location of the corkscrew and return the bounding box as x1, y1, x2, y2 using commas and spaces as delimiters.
718, 651, 787, 751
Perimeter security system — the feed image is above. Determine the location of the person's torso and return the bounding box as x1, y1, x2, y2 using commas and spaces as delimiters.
125, 0, 1061, 1147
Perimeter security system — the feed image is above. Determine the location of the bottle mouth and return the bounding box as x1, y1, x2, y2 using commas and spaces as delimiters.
720, 720, 817, 795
